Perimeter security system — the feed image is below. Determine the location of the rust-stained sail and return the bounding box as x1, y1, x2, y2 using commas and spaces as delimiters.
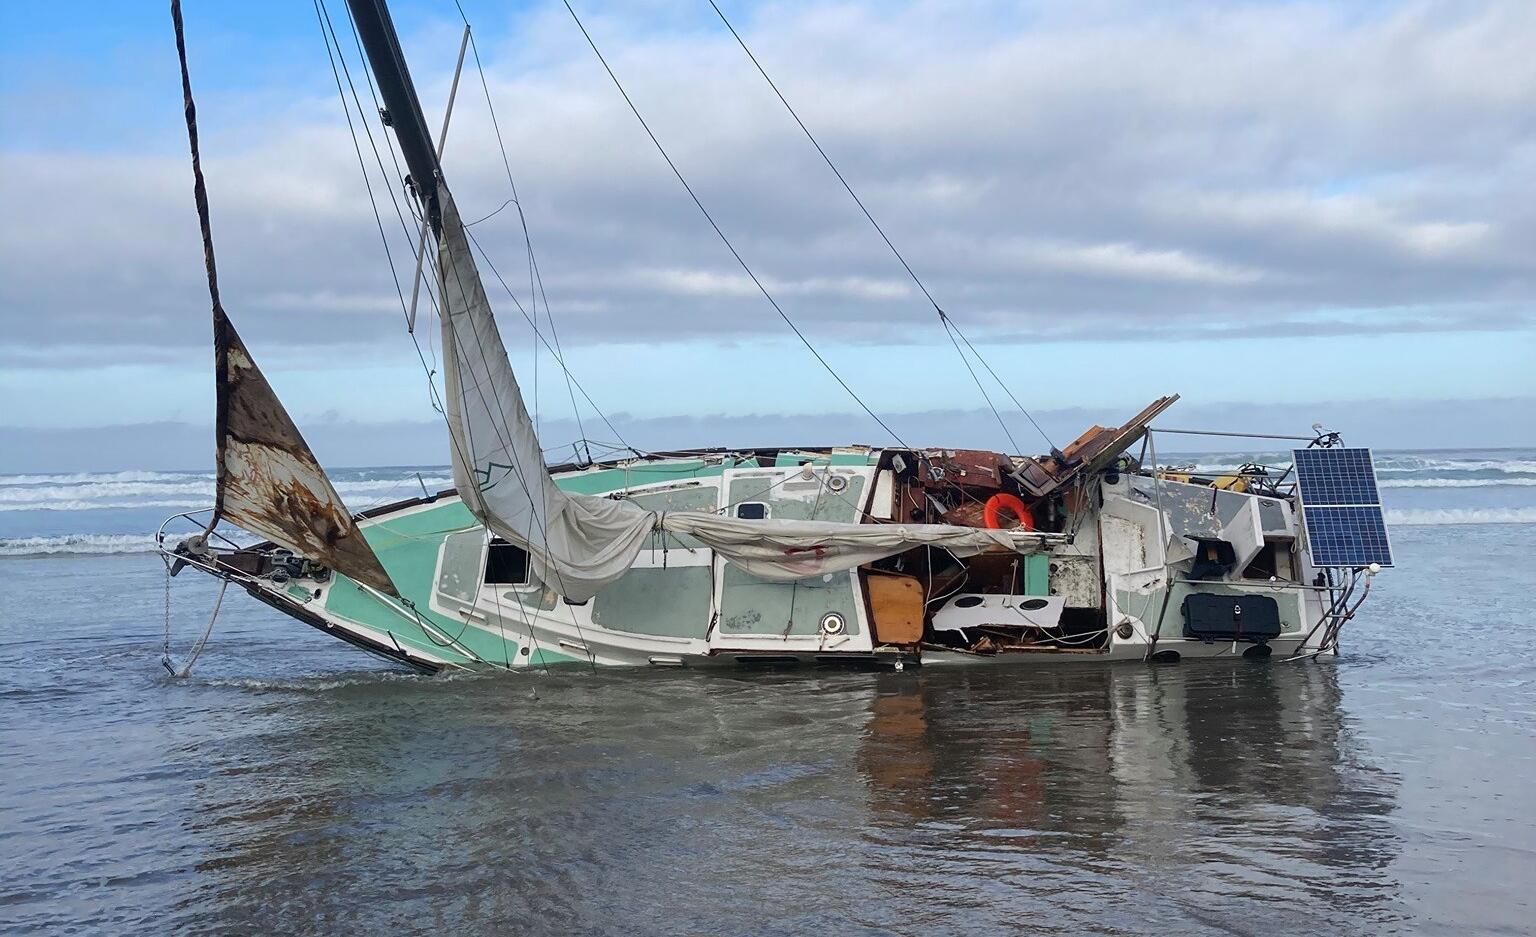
173, 0, 396, 597
211, 313, 398, 596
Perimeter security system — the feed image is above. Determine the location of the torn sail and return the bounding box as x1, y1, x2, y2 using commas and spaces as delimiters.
172, 0, 397, 600
213, 311, 399, 596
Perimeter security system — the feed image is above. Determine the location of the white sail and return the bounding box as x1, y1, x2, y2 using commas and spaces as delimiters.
658, 514, 1056, 580
437, 187, 656, 601
436, 183, 1052, 599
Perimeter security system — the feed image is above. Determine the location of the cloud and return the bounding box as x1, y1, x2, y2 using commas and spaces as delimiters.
2, 0, 1533, 379
631, 267, 911, 300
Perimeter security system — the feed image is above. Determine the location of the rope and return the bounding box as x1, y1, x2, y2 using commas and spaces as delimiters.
464, 228, 643, 456
941, 316, 1022, 456
170, 579, 228, 679
704, 0, 1057, 454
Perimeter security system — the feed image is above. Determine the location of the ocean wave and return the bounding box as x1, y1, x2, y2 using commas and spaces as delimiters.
0, 470, 199, 487
1379, 477, 1536, 489
1374, 458, 1536, 475
0, 481, 217, 502
0, 477, 455, 511
0, 499, 212, 513
1386, 507, 1536, 526
0, 534, 158, 556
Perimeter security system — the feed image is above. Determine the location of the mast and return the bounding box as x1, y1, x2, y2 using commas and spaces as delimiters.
345, 0, 443, 235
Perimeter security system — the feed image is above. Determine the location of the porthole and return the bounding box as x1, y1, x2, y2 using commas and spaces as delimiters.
820, 612, 846, 635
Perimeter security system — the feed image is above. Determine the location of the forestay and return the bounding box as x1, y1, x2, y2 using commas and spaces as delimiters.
435, 183, 1056, 599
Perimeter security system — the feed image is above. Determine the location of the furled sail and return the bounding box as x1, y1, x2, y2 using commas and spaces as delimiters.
437, 188, 656, 601
340, 0, 1042, 600
436, 185, 1055, 596
212, 312, 399, 597
657, 514, 1055, 580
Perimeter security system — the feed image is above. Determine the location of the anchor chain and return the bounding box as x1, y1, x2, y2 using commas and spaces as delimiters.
161, 563, 174, 675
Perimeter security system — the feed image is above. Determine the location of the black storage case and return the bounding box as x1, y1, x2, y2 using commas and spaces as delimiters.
1181, 593, 1282, 643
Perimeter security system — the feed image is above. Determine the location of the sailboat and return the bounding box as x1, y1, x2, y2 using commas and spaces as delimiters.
158, 0, 1391, 673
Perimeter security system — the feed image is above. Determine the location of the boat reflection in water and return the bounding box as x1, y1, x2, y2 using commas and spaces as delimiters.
171, 663, 1401, 933
858, 664, 1403, 931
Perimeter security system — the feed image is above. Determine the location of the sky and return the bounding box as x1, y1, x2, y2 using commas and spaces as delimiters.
2, 0, 1533, 471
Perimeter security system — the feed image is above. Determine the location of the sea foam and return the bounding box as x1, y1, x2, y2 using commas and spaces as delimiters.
1385, 507, 1536, 526
0, 534, 159, 556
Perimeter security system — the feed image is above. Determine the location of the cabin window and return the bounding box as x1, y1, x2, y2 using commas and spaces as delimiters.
436, 529, 485, 605
484, 537, 530, 585
736, 502, 769, 520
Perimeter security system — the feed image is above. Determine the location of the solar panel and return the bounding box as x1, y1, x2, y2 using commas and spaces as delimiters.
1298, 505, 1394, 568
1293, 447, 1380, 505
1291, 447, 1394, 568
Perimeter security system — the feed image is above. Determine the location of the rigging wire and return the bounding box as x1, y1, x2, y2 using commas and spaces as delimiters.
313, 3, 417, 357
941, 316, 1022, 456
454, 6, 593, 462
341, 3, 444, 374
703, 0, 1058, 455
322, 3, 435, 285
315, 0, 444, 412
464, 226, 642, 456
465, 198, 515, 227
320, 1, 564, 674
561, 0, 910, 450
319, 1, 514, 666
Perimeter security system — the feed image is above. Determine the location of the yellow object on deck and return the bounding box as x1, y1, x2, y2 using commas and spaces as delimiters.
1155, 472, 1251, 493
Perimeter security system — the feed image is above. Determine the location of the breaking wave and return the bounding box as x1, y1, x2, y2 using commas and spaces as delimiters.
0, 481, 216, 502
0, 474, 454, 512
1379, 477, 1536, 489
1177, 457, 1536, 477
0, 499, 211, 513
0, 470, 193, 486
1374, 457, 1536, 475
1385, 508, 1536, 526
0, 534, 158, 556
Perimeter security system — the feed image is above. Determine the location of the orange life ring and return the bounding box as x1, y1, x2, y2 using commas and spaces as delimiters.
983, 493, 1034, 531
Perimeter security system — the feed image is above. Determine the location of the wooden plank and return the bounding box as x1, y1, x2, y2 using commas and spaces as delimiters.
865, 574, 925, 644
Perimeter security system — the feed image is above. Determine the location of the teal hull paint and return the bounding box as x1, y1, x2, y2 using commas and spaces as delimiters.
551, 459, 732, 495
317, 460, 741, 667
326, 499, 495, 666
527, 647, 583, 667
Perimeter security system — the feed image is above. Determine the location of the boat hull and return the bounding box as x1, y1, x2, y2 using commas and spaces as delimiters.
164, 447, 1347, 673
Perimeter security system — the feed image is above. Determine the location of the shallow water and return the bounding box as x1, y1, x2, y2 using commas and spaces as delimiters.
2, 522, 1533, 935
